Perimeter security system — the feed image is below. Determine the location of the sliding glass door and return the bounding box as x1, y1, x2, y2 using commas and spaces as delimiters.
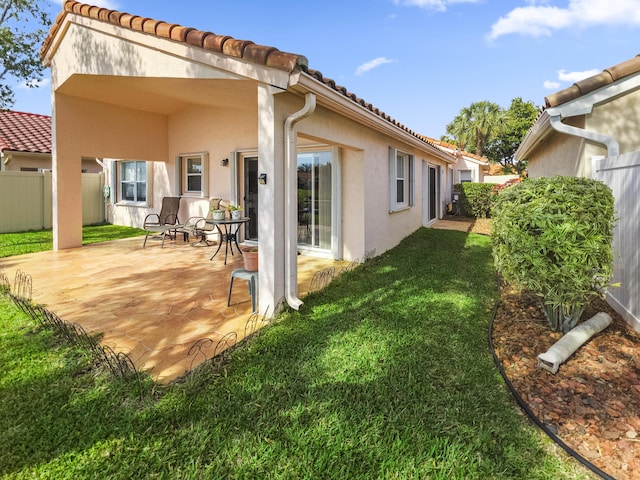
297, 150, 332, 250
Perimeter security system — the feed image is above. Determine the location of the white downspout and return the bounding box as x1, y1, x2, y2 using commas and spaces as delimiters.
549, 114, 619, 157
284, 92, 316, 310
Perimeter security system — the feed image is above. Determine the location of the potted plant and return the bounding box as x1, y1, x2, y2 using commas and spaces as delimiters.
227, 204, 243, 220
211, 206, 226, 221
241, 246, 258, 271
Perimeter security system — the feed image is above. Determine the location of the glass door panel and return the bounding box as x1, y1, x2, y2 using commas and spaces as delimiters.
244, 156, 258, 240
297, 151, 332, 250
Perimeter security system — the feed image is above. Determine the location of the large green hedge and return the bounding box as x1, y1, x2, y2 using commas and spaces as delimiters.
492, 176, 615, 333
454, 183, 496, 218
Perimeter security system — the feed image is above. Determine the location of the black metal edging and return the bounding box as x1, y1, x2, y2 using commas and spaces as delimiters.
488, 300, 616, 480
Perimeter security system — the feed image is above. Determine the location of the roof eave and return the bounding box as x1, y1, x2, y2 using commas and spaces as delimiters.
515, 110, 552, 162
295, 73, 455, 164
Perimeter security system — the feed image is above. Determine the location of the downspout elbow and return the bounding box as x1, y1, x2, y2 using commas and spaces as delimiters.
549, 114, 619, 157
284, 93, 317, 310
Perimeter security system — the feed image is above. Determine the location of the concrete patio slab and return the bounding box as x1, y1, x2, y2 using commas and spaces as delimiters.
1, 235, 346, 383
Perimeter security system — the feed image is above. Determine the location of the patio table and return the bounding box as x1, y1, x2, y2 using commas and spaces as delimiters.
207, 217, 249, 264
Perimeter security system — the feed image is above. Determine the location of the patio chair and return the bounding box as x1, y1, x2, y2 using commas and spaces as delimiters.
181, 198, 222, 246
142, 196, 182, 247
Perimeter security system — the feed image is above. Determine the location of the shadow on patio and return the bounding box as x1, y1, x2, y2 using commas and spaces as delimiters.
0, 235, 349, 383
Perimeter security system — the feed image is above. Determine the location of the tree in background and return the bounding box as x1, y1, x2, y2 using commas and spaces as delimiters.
483, 98, 539, 175
0, 0, 51, 110
444, 100, 504, 157
442, 98, 539, 175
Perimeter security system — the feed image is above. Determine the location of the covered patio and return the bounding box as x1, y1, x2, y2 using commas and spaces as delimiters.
1, 236, 347, 382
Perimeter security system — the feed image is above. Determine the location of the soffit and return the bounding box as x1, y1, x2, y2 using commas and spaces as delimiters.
57, 76, 258, 115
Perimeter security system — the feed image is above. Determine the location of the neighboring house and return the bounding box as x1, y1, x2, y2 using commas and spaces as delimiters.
420, 137, 491, 211
515, 54, 640, 331
0, 110, 101, 173
41, 1, 456, 313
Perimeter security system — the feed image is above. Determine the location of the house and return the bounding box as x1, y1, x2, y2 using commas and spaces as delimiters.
41, 1, 456, 313
422, 136, 489, 184
0, 110, 101, 173
515, 54, 640, 331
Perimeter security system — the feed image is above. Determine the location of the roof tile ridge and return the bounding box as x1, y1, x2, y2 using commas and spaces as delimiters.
42, 1, 307, 73
2, 110, 51, 119
301, 66, 442, 151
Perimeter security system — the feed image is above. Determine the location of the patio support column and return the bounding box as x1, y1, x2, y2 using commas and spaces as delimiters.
52, 92, 83, 250
257, 84, 287, 313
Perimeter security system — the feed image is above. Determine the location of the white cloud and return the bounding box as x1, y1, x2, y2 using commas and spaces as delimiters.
392, 0, 479, 12
557, 68, 600, 82
543, 68, 600, 90
355, 57, 396, 76
487, 0, 640, 40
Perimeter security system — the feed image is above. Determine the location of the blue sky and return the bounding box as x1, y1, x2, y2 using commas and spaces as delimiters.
13, 0, 640, 138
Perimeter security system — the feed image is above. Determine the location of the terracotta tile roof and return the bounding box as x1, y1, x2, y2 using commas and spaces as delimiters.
42, 1, 447, 157
545, 54, 640, 108
417, 135, 489, 163
0, 111, 51, 154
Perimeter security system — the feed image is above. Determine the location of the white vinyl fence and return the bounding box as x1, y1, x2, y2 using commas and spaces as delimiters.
592, 152, 640, 331
0, 171, 105, 233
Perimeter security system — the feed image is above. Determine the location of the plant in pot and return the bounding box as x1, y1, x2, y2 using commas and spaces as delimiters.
241, 246, 258, 271
227, 204, 243, 220
211, 205, 226, 221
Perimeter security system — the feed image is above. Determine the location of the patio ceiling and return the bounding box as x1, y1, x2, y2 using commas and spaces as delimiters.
57, 75, 260, 115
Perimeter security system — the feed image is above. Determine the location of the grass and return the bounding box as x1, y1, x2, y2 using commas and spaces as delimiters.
0, 228, 590, 479
0, 224, 146, 258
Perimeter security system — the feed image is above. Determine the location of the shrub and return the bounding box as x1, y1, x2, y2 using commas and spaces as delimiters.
492, 176, 615, 333
454, 183, 495, 218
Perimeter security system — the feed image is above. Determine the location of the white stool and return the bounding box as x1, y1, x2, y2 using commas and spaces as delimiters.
227, 268, 258, 312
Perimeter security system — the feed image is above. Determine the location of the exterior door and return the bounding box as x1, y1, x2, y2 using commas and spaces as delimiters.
429, 165, 438, 222
243, 156, 258, 240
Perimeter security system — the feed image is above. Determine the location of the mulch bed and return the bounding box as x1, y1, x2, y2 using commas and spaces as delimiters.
492, 286, 640, 480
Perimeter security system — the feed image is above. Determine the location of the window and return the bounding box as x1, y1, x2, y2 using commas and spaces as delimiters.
459, 170, 473, 183
389, 147, 414, 212
177, 153, 209, 197
120, 161, 147, 203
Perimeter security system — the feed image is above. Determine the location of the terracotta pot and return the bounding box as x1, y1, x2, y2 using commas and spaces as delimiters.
242, 248, 258, 271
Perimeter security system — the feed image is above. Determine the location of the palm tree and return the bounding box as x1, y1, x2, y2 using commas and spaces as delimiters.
445, 101, 505, 156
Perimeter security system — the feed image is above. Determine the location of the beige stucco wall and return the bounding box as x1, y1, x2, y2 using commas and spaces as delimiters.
528, 88, 640, 179
1, 153, 103, 173
294, 100, 451, 258
526, 116, 587, 178
52, 92, 168, 248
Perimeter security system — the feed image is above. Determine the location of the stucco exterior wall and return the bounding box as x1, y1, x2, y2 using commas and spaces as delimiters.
1, 153, 102, 173
526, 117, 587, 178
295, 99, 450, 258
587, 87, 640, 154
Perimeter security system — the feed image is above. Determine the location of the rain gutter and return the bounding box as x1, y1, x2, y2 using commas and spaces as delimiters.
284, 92, 316, 310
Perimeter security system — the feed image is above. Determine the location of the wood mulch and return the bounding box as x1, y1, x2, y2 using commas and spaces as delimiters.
492, 287, 640, 480
454, 217, 639, 479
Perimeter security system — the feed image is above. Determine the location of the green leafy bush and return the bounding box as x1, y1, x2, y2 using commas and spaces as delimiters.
492, 176, 615, 333
454, 183, 495, 218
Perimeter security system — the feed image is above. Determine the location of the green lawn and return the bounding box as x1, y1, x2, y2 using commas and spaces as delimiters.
0, 224, 146, 258
0, 228, 589, 479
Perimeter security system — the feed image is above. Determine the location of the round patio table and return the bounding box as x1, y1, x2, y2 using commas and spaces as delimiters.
206, 217, 249, 264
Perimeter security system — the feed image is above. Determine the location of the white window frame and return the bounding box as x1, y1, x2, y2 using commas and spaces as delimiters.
458, 169, 473, 183
176, 152, 209, 198
115, 160, 151, 206
389, 147, 414, 212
